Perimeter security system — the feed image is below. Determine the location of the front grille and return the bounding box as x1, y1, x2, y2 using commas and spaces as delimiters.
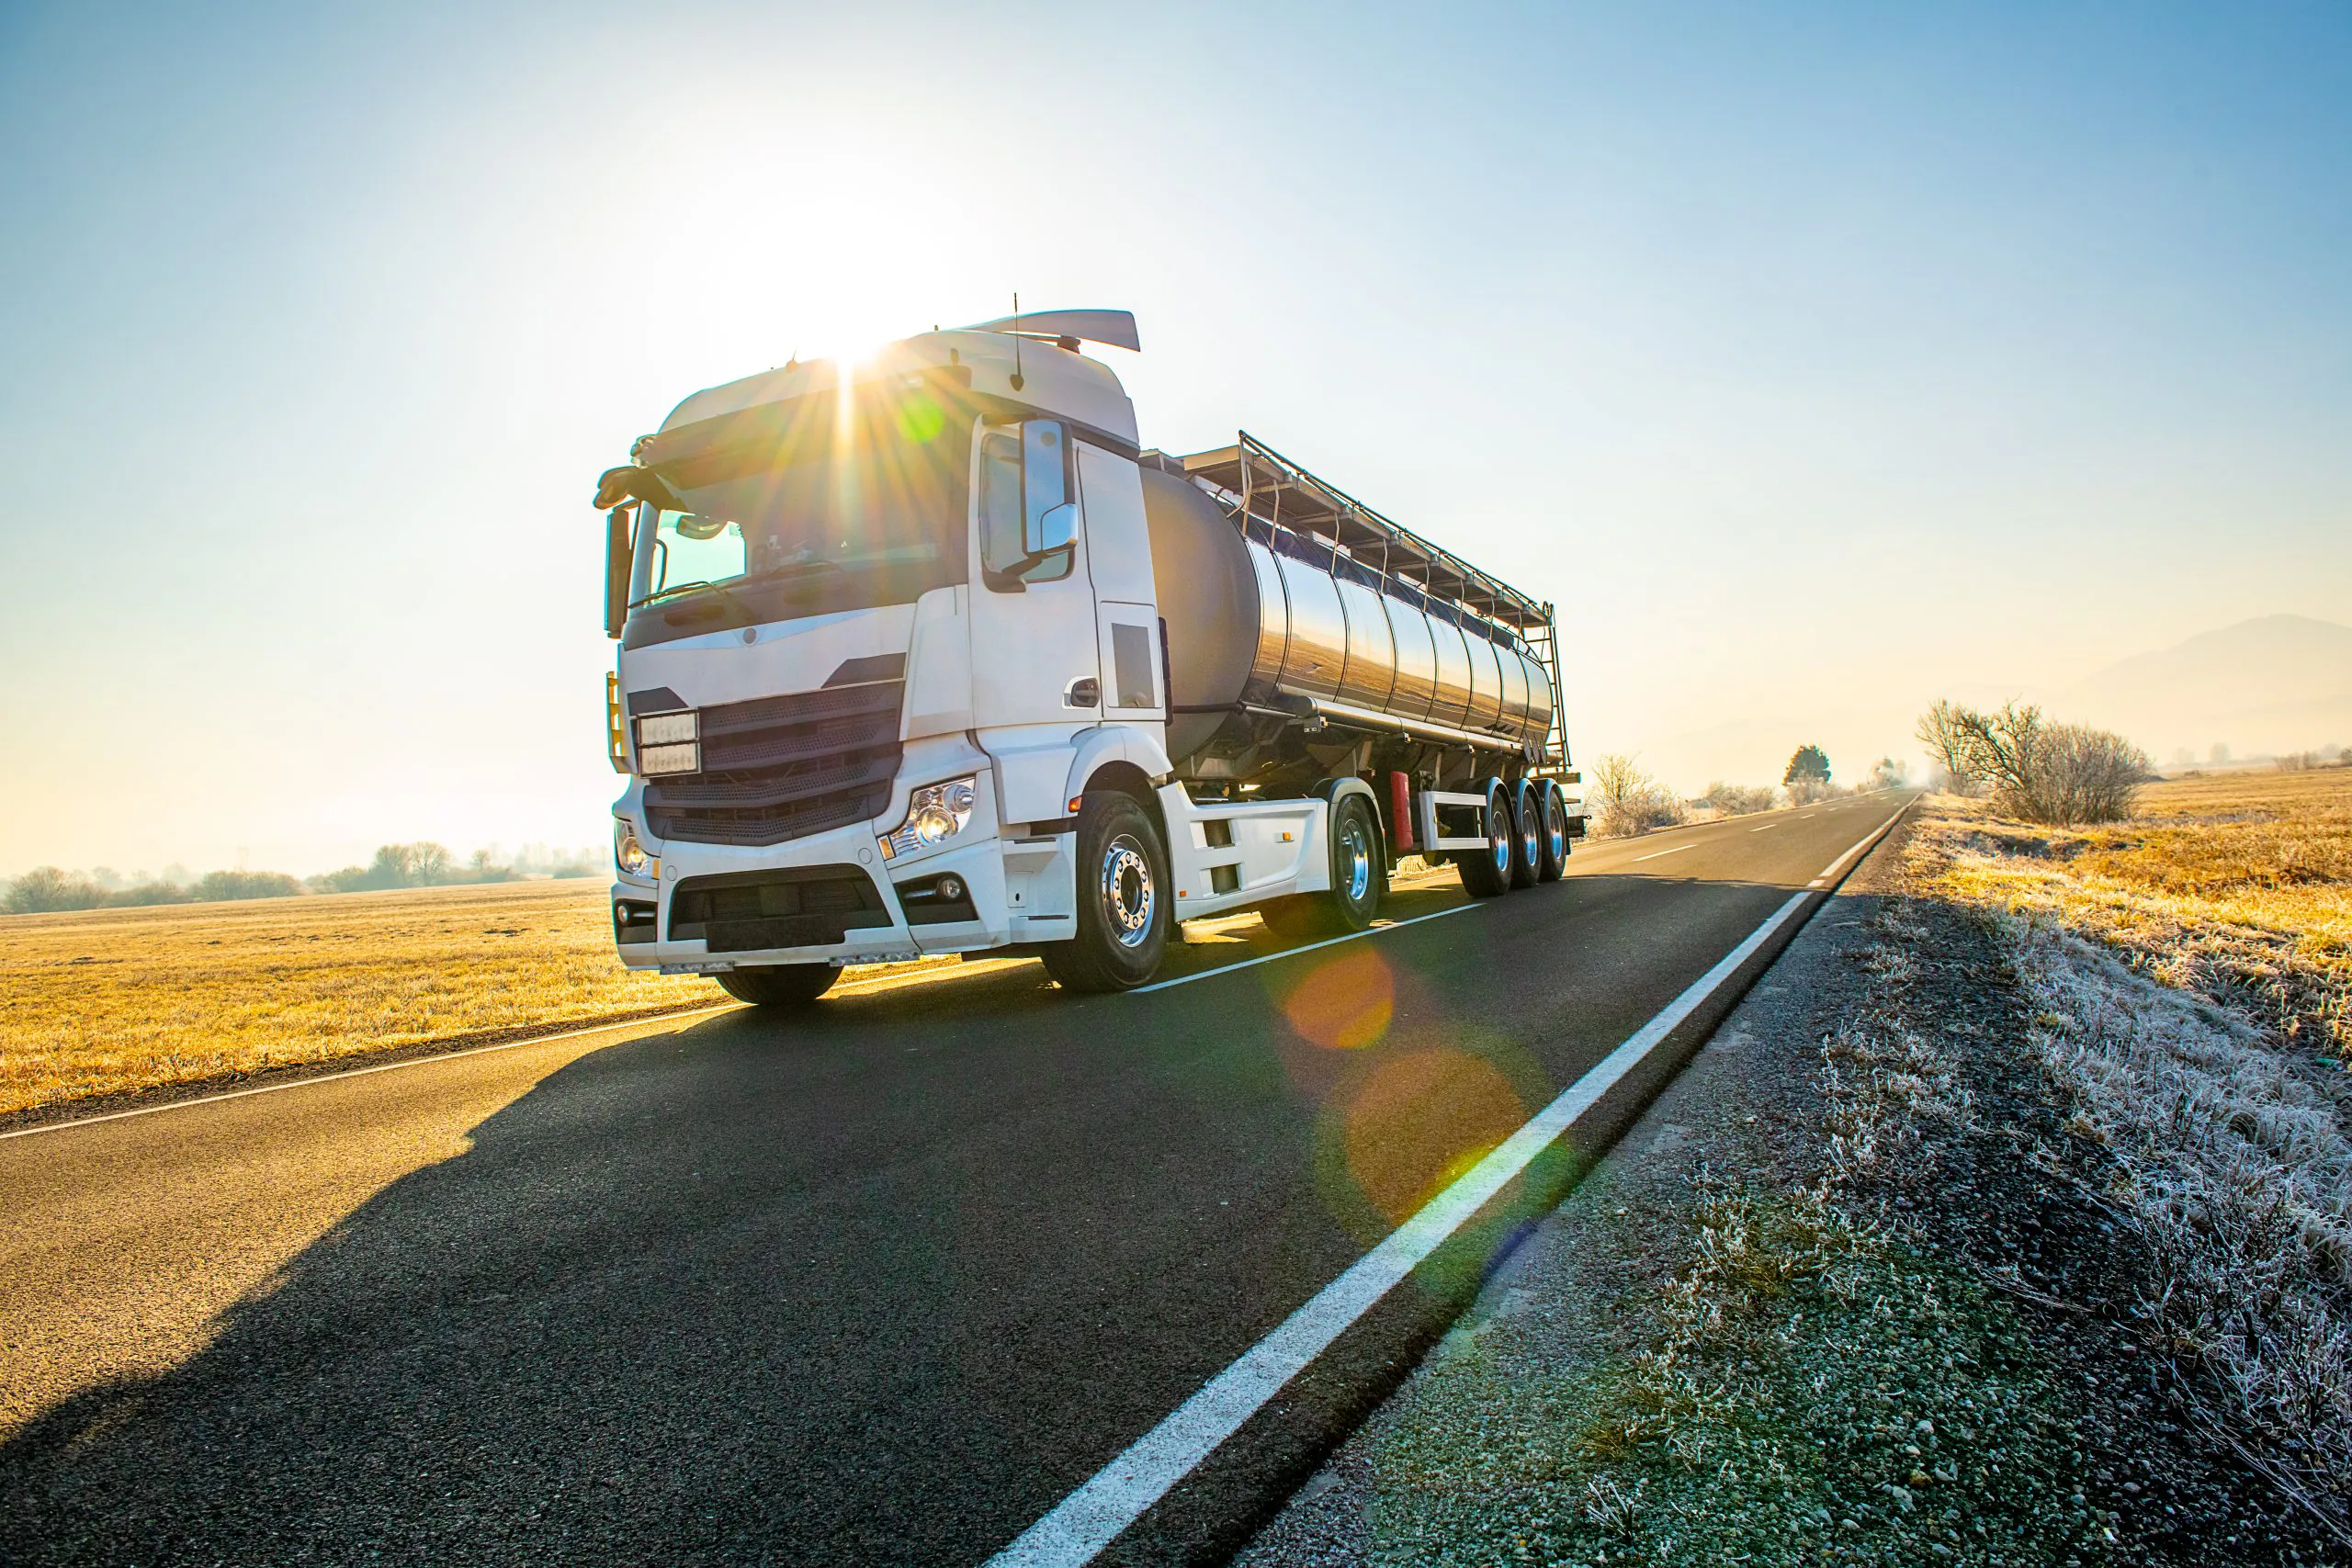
644, 681, 903, 847
670, 867, 891, 951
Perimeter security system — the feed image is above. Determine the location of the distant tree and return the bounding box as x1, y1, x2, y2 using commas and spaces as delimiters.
193, 869, 304, 902
114, 881, 195, 907
2210, 742, 2231, 764
5, 867, 106, 915
1870, 756, 1909, 789
1783, 745, 1830, 785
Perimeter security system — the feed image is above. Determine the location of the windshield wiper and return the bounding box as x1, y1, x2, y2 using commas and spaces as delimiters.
645, 579, 753, 624
639, 559, 852, 622
741, 558, 850, 588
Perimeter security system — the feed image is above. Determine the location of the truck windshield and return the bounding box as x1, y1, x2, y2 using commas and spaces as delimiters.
628, 387, 972, 614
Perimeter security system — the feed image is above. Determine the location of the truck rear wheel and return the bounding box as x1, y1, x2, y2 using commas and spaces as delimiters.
1457, 777, 1516, 898
1041, 790, 1170, 993
1536, 779, 1570, 883
1261, 792, 1384, 941
1508, 778, 1544, 889
716, 964, 839, 1008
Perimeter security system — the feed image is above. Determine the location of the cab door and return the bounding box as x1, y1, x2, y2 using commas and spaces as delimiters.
1074, 442, 1165, 727
967, 420, 1102, 819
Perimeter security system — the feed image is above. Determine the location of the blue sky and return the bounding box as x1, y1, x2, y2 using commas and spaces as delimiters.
3, 2, 2346, 874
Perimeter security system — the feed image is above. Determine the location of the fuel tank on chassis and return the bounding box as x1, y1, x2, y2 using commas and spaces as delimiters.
1137, 467, 1554, 763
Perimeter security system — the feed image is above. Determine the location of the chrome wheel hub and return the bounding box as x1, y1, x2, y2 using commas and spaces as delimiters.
1100, 834, 1156, 948
1342, 820, 1373, 903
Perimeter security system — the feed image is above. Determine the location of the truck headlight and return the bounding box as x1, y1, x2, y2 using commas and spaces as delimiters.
878, 775, 978, 861
634, 710, 698, 776
615, 818, 649, 875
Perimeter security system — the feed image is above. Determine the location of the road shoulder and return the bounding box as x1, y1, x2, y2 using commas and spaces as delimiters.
1237, 812, 2332, 1566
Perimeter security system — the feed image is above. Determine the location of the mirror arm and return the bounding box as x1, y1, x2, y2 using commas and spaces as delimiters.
982, 542, 1073, 592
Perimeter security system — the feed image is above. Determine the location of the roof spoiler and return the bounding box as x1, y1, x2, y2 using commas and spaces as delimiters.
956, 308, 1139, 353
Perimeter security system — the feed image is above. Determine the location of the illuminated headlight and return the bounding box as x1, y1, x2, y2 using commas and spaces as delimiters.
634, 711, 698, 776
878, 775, 978, 860
614, 818, 649, 876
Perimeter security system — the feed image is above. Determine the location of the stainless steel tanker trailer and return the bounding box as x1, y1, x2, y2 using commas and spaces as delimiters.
594, 309, 1580, 1001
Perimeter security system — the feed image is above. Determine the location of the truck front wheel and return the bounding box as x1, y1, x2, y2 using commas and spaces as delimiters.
1041, 790, 1170, 993
717, 964, 840, 1008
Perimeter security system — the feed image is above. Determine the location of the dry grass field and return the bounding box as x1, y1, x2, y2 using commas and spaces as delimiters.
0, 880, 720, 1117
1926, 767, 2352, 1055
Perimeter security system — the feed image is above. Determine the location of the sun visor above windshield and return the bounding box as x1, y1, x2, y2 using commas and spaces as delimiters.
639, 366, 978, 491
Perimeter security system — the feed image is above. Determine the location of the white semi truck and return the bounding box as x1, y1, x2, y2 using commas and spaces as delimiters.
594, 310, 1581, 1003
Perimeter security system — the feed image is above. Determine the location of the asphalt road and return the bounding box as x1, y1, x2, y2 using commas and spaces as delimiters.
1, 792, 1911, 1566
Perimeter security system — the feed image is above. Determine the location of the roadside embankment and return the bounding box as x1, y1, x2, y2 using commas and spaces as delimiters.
1241, 776, 2349, 1566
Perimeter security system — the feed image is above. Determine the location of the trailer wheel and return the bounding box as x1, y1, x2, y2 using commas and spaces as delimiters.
1536, 780, 1570, 883
1509, 778, 1545, 889
1457, 777, 1516, 898
1261, 793, 1385, 940
717, 964, 839, 1008
1041, 790, 1170, 993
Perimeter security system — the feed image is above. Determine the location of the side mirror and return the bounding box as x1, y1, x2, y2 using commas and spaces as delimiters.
605, 507, 634, 638
1023, 422, 1069, 554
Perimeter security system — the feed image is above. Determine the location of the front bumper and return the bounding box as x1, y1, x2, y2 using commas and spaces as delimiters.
611, 777, 1016, 973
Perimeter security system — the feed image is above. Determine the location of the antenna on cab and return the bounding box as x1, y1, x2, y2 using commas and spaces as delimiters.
1008, 290, 1025, 391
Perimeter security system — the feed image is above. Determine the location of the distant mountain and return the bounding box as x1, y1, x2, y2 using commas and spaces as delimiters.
2056, 615, 2352, 760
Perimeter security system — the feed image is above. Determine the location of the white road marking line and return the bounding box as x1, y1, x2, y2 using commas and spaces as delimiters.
1130, 904, 1481, 994
986, 804, 1913, 1567
1633, 843, 1694, 862
0, 1004, 741, 1143
1751, 823, 1779, 832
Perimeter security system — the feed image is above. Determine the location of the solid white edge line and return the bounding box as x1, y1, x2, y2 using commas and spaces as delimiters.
985, 800, 1914, 1568
1129, 903, 1482, 994
1632, 843, 1694, 863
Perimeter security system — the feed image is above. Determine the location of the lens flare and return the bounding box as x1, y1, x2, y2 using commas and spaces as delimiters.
1278, 948, 1395, 1050
1334, 1047, 1527, 1227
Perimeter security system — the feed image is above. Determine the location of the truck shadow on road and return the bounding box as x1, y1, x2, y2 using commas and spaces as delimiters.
2, 868, 1820, 1566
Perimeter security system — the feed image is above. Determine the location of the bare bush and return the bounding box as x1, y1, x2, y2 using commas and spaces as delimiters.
1917, 699, 1979, 795
1589, 753, 1686, 838
1698, 782, 1779, 818
1934, 702, 2150, 825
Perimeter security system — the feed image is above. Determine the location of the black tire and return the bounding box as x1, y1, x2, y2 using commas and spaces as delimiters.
1536, 779, 1569, 883
1260, 792, 1385, 941
1508, 777, 1544, 889
1040, 790, 1170, 992
716, 964, 839, 1008
1457, 777, 1516, 898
